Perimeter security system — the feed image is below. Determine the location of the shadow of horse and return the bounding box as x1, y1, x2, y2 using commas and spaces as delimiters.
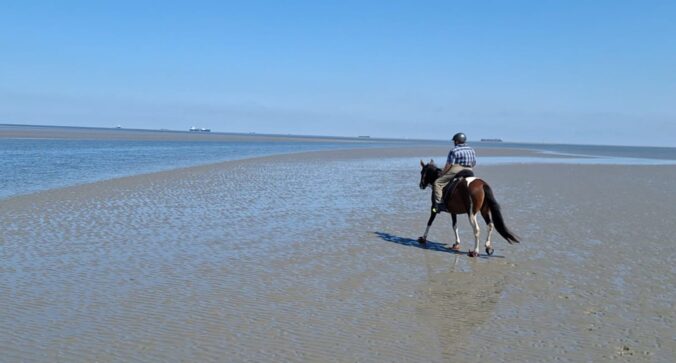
374, 231, 455, 253
373, 231, 504, 258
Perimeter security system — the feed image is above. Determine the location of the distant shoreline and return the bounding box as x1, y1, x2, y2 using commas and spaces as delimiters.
3, 123, 675, 161
0, 123, 439, 144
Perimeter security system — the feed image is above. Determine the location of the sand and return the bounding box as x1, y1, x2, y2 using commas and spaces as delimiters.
1, 146, 674, 362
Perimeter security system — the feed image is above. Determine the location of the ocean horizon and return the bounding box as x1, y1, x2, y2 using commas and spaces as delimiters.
2, 123, 675, 149
2, 124, 675, 201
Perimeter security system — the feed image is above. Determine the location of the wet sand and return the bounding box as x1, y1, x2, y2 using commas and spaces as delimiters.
1, 146, 674, 362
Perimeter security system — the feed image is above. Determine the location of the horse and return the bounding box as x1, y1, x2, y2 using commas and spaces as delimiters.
418, 160, 519, 257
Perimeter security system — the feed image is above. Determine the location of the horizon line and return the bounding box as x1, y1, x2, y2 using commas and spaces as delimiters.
1, 122, 674, 149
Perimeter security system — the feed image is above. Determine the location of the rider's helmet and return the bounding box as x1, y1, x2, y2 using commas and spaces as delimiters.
452, 132, 467, 144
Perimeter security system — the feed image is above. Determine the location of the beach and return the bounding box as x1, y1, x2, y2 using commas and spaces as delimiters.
1, 145, 674, 362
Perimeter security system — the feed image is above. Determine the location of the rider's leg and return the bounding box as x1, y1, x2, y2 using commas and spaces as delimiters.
432, 178, 447, 205
433, 170, 456, 207
433, 165, 467, 212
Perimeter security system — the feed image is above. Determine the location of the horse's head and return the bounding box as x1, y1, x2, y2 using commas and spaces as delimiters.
419, 159, 440, 190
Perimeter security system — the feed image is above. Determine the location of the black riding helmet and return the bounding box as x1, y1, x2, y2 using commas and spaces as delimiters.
452, 132, 467, 144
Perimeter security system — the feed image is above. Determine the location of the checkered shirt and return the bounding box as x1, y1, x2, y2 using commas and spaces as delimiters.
446, 144, 477, 167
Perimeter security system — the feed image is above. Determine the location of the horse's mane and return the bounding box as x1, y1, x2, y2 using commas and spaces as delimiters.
427, 163, 442, 176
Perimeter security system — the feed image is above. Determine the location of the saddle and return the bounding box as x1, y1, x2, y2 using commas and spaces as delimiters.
441, 169, 475, 203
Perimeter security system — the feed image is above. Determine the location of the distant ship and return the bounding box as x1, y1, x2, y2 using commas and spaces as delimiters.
481, 138, 502, 142
189, 127, 211, 132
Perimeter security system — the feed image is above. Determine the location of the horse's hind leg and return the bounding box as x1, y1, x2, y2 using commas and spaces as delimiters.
481, 207, 495, 255
450, 213, 461, 251
467, 212, 481, 257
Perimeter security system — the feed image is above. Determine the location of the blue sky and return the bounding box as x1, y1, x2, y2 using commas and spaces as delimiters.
1, 1, 675, 146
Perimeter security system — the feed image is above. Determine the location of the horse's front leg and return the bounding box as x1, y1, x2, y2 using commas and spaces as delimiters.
467, 212, 481, 257
418, 210, 437, 244
450, 213, 461, 251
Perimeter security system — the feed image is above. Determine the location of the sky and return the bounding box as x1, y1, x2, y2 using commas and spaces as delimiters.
1, 1, 675, 146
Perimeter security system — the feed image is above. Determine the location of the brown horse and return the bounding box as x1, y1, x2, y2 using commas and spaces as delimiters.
418, 160, 519, 257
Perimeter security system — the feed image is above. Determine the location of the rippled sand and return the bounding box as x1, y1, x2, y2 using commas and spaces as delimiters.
1, 147, 674, 362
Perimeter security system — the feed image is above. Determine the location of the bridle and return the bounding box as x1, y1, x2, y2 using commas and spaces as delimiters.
419, 164, 433, 190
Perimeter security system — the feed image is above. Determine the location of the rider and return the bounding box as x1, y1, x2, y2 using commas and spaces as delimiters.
432, 132, 477, 213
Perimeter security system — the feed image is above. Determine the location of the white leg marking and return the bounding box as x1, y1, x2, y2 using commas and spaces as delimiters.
453, 225, 460, 244
469, 213, 481, 253
485, 222, 494, 248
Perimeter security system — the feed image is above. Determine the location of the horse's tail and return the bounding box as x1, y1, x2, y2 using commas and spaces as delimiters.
483, 183, 520, 244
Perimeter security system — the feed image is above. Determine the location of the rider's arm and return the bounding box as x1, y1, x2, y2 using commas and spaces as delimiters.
443, 148, 455, 173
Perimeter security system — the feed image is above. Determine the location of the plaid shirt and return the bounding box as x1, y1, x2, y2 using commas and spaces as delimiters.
447, 144, 476, 167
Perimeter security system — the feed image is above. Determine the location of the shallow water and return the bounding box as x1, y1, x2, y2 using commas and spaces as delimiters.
3, 135, 675, 201
478, 141, 676, 160
0, 139, 414, 200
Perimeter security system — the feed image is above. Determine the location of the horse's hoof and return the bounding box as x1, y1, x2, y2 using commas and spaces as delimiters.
468, 250, 479, 257
486, 247, 494, 256
451, 243, 461, 251
417, 237, 426, 244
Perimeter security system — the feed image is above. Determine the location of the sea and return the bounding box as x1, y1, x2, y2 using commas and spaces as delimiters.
0, 138, 414, 200
1, 127, 675, 201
